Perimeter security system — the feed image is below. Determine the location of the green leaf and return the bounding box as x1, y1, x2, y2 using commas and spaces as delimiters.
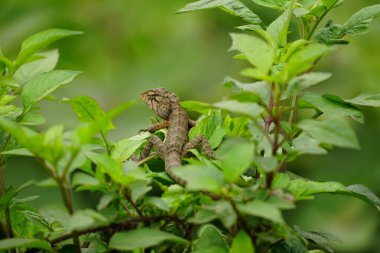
268, 196, 296, 210
69, 210, 108, 231
19, 112, 46, 125
345, 93, 380, 107
194, 225, 228, 253
0, 105, 22, 117
237, 200, 284, 223
190, 200, 237, 228
251, 0, 288, 10
300, 0, 339, 41
129, 181, 152, 202
72, 172, 101, 191
181, 100, 213, 114
298, 118, 359, 149
1, 148, 33, 157
285, 43, 333, 79
193, 247, 229, 253
344, 4, 380, 36
109, 228, 188, 250
345, 184, 380, 211
321, 0, 340, 8
97, 193, 115, 210
189, 113, 226, 149
177, 0, 262, 25
287, 178, 346, 199
224, 77, 270, 103
22, 70, 80, 111
257, 156, 278, 173
315, 4, 380, 45
223, 115, 250, 137
173, 165, 224, 192
112, 132, 150, 161
288, 178, 380, 210
14, 49, 59, 85
294, 226, 340, 253
69, 95, 114, 133
86, 152, 123, 181
0, 238, 52, 251
15, 28, 82, 68
216, 138, 254, 182
298, 92, 363, 123
144, 197, 170, 212
267, 4, 292, 47
36, 178, 58, 188
0, 77, 19, 88
284, 72, 331, 97
0, 94, 17, 106
214, 100, 263, 119
293, 7, 309, 17
271, 236, 308, 253
0, 116, 35, 148
291, 134, 327, 155
230, 33, 274, 73
41, 125, 65, 164
230, 230, 255, 253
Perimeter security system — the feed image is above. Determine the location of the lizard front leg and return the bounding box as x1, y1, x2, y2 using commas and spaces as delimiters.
140, 120, 169, 133
140, 135, 166, 160
181, 135, 215, 159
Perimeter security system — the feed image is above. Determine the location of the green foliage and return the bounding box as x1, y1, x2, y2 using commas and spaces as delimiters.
177, 0, 262, 25
0, 1, 379, 253
109, 228, 188, 251
315, 4, 380, 45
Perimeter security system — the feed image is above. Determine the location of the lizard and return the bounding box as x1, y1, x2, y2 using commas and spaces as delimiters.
139, 87, 215, 185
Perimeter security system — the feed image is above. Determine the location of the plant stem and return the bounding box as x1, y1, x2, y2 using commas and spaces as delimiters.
0, 157, 14, 241
121, 187, 144, 217
264, 84, 275, 134
61, 150, 80, 180
35, 156, 81, 252
100, 131, 111, 156
265, 83, 284, 188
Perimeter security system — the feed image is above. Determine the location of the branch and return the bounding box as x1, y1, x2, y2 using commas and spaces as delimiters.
49, 215, 185, 245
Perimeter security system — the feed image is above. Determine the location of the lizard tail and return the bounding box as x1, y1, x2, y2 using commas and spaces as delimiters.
165, 153, 186, 186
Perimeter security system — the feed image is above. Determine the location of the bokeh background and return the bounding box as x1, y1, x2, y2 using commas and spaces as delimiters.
1, 1, 379, 252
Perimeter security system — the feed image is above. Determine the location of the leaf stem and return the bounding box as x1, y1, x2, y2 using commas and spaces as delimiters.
100, 131, 111, 156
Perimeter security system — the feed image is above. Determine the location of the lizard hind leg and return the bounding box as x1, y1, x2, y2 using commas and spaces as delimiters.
140, 135, 166, 160
181, 135, 215, 159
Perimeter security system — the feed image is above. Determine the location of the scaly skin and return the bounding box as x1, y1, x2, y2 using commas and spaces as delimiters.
140, 88, 215, 185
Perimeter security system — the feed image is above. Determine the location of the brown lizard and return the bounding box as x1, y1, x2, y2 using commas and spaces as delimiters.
139, 87, 215, 185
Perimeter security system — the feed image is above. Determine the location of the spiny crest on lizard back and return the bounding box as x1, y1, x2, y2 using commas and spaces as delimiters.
140, 87, 179, 119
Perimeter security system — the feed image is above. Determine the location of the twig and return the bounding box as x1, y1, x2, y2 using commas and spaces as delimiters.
136, 153, 157, 166
229, 199, 253, 240
121, 187, 144, 217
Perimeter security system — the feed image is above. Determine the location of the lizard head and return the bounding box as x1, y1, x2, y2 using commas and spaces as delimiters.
140, 87, 179, 119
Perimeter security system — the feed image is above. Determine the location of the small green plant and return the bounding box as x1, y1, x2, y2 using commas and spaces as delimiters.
0, 1, 380, 252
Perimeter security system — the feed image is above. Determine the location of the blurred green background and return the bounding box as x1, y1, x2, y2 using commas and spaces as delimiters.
1, 1, 379, 252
